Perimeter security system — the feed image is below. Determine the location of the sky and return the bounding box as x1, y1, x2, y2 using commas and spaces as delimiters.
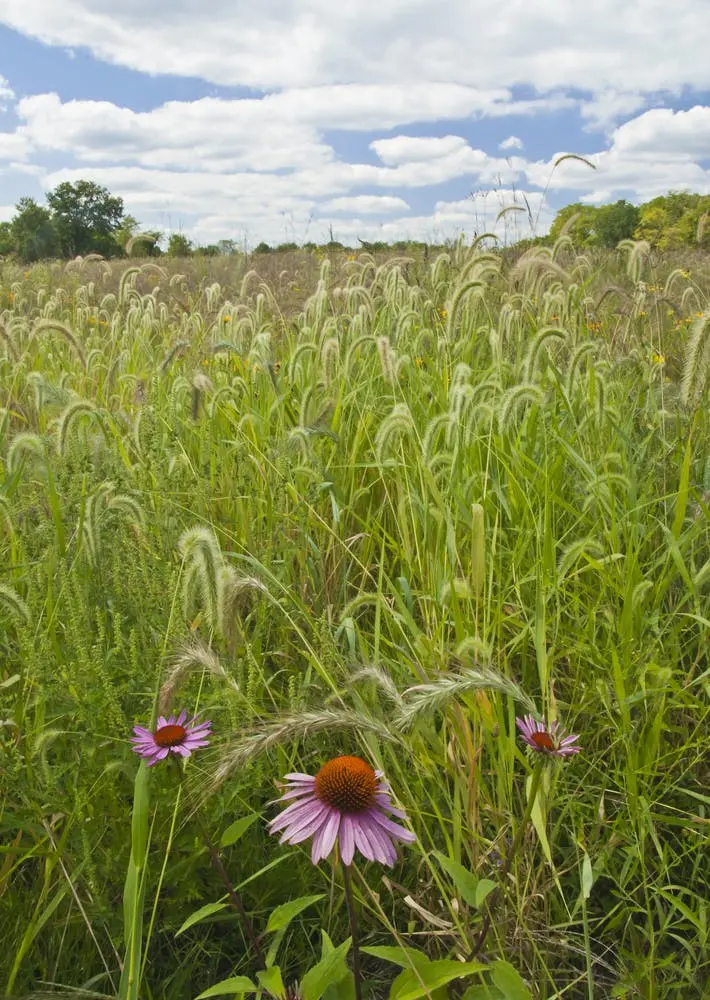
0, 0, 709, 248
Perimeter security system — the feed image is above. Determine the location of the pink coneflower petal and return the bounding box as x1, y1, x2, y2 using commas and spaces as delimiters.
516, 714, 581, 758
340, 815, 355, 866
268, 755, 415, 867
130, 712, 212, 766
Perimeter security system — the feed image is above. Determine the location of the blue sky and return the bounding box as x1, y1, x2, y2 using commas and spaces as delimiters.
1, 1, 709, 247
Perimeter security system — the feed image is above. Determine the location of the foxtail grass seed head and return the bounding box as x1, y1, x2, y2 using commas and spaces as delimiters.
516, 714, 580, 758
131, 710, 212, 766
268, 755, 415, 866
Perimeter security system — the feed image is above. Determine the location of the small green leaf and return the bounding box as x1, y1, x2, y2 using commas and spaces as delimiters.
194, 976, 257, 999
475, 879, 497, 908
266, 894, 325, 934
391, 960, 485, 1000
301, 934, 352, 1000
581, 851, 594, 901
490, 961, 532, 1000
462, 988, 503, 1000
361, 945, 428, 969
258, 966, 286, 999
433, 851, 480, 908
220, 814, 258, 848
176, 900, 229, 937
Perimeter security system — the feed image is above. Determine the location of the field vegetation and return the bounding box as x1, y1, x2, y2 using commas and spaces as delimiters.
0, 238, 709, 1000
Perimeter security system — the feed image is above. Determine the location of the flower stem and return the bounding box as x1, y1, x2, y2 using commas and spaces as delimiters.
342, 861, 363, 1000
473, 758, 545, 957
173, 758, 265, 969
201, 824, 266, 970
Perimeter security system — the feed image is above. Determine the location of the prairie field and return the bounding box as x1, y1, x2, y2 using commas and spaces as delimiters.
0, 241, 709, 1000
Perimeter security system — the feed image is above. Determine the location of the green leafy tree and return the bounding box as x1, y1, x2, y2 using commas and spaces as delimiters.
10, 198, 59, 262
594, 200, 640, 248
167, 233, 193, 257
114, 214, 140, 252
46, 180, 124, 257
216, 239, 238, 256
548, 202, 597, 245
635, 192, 710, 249
0, 221, 13, 256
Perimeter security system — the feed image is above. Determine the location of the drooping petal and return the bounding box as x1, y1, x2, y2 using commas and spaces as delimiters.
351, 817, 377, 862
369, 808, 417, 843
284, 773, 317, 784
283, 805, 331, 845
374, 793, 408, 819
312, 808, 340, 863
279, 800, 327, 838
269, 796, 320, 834
357, 815, 392, 865
340, 815, 355, 866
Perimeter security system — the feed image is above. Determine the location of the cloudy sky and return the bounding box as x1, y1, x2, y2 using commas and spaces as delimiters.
0, 0, 709, 247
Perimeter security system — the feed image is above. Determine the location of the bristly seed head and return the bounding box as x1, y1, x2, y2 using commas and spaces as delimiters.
315, 755, 377, 813
154, 724, 187, 748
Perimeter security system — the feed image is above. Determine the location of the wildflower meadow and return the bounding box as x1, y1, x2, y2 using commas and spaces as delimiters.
0, 240, 709, 999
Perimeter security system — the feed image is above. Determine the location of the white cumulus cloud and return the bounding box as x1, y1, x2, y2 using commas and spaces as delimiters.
321, 195, 410, 214
0, 0, 708, 94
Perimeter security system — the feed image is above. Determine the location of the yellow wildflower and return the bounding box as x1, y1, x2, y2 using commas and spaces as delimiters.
652, 352, 665, 365
415, 356, 424, 368
223, 315, 232, 322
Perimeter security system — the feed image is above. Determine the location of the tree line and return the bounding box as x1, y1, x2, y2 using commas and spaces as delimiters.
1, 180, 708, 263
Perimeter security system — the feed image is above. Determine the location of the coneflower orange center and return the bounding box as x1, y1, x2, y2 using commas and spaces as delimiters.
154, 724, 187, 748
315, 756, 377, 813
531, 731, 556, 751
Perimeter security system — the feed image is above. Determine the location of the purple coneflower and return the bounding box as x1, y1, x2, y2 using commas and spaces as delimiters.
516, 714, 580, 757
131, 709, 212, 766
268, 755, 415, 866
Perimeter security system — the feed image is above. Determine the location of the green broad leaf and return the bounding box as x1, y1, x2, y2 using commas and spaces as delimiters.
490, 961, 532, 1000
301, 934, 352, 1000
361, 946, 429, 969
266, 894, 325, 934
433, 851, 480, 908
391, 960, 485, 1000
176, 900, 229, 937
475, 879, 497, 908
258, 966, 286, 999
462, 988, 503, 1000
194, 976, 258, 999
220, 814, 258, 848
581, 851, 594, 901
323, 969, 356, 1000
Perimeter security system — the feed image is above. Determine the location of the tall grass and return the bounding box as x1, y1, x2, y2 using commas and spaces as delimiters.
0, 244, 708, 999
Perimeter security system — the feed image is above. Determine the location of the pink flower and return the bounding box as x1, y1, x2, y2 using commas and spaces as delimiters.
268, 755, 415, 866
131, 710, 211, 766
516, 714, 580, 757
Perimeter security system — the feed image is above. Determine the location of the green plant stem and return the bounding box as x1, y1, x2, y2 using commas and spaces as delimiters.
472, 758, 545, 957
173, 758, 265, 969
342, 861, 363, 1000
201, 822, 266, 969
